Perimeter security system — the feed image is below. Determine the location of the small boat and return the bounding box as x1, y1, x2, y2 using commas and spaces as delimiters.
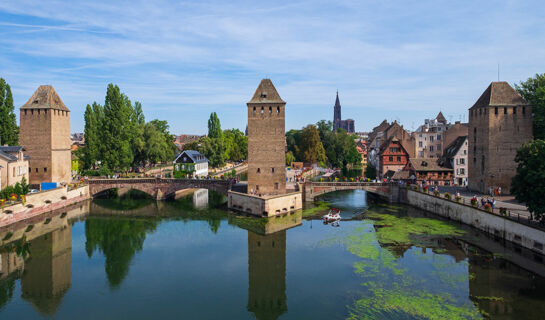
323, 209, 341, 222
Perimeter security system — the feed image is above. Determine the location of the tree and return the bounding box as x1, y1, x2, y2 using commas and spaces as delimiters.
82, 103, 102, 169
208, 112, 223, 139
224, 129, 248, 162
365, 163, 377, 180
0, 78, 18, 146
286, 129, 302, 160
199, 137, 226, 168
516, 74, 545, 140
20, 176, 29, 195
299, 125, 326, 164
511, 140, 545, 220
286, 151, 296, 166
131, 102, 146, 167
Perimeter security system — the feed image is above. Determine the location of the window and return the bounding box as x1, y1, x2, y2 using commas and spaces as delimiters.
513, 107, 517, 114
271, 167, 275, 173
459, 158, 465, 164
456, 159, 458, 165
44, 167, 47, 173
481, 155, 485, 174
429, 146, 434, 152
269, 106, 272, 115
396, 156, 401, 162
473, 157, 476, 163
419, 134, 422, 138
430, 136, 434, 142
460, 168, 465, 174
437, 134, 441, 141
257, 168, 261, 173
479, 108, 482, 115
464, 150, 467, 155
495, 107, 498, 115
277, 106, 280, 114
274, 182, 279, 190
436, 144, 441, 151
261, 107, 264, 114
523, 106, 526, 115
504, 107, 507, 114
253, 106, 256, 115
418, 141, 423, 147
388, 156, 393, 162
35, 168, 38, 173
13, 167, 16, 177
438, 127, 442, 131
29, 167, 31, 173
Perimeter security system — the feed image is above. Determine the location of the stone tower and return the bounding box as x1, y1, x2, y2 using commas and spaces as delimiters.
19, 85, 71, 185
333, 91, 341, 130
247, 79, 286, 195
468, 82, 533, 194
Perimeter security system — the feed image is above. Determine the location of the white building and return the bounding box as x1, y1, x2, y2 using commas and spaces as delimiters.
413, 112, 450, 158
173, 150, 209, 178
441, 136, 468, 186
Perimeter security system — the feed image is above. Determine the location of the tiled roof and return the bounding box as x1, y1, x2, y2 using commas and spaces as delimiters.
20, 85, 70, 111
409, 158, 452, 172
0, 146, 22, 153
443, 136, 467, 160
248, 79, 285, 104
470, 82, 528, 109
0, 150, 17, 161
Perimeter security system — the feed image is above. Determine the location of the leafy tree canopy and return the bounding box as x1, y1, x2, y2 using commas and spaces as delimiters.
0, 78, 18, 146
511, 140, 545, 219
516, 73, 545, 140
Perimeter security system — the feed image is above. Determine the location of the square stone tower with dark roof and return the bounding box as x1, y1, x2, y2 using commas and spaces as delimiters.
19, 85, 71, 185
468, 81, 533, 194
247, 79, 286, 195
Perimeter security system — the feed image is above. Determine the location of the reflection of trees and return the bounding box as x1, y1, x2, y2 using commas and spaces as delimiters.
0, 274, 16, 310
85, 218, 158, 289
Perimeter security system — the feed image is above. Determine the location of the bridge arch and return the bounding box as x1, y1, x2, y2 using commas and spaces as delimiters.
303, 182, 394, 202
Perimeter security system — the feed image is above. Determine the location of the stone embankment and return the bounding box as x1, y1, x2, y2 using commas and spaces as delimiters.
0, 185, 90, 227
404, 188, 545, 256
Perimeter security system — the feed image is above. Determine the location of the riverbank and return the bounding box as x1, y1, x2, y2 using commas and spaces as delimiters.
404, 188, 545, 255
0, 185, 90, 227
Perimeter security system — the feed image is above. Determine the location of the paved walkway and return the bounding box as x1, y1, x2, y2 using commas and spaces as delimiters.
437, 186, 531, 219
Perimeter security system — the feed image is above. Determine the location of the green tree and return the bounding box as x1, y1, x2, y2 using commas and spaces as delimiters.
200, 136, 226, 168
511, 140, 545, 220
102, 84, 135, 170
286, 151, 296, 166
516, 74, 545, 140
224, 129, 248, 161
208, 112, 223, 139
286, 129, 302, 160
131, 102, 146, 167
82, 103, 102, 169
365, 163, 377, 179
20, 176, 29, 194
299, 125, 326, 164
0, 78, 18, 145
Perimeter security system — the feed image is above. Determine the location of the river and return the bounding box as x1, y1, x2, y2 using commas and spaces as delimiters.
0, 189, 544, 319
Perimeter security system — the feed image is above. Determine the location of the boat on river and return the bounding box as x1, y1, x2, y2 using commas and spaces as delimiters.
323, 209, 341, 222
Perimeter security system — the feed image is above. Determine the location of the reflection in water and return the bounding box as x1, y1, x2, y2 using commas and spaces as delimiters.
21, 227, 72, 316
248, 230, 287, 320
0, 190, 545, 319
192, 189, 209, 208
85, 218, 158, 289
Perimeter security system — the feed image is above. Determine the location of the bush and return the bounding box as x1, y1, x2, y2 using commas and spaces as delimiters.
434, 189, 440, 196
471, 199, 478, 207
456, 195, 462, 203
444, 192, 451, 200
484, 203, 492, 212
423, 186, 429, 193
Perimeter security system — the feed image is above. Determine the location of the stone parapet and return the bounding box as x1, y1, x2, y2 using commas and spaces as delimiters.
228, 190, 302, 217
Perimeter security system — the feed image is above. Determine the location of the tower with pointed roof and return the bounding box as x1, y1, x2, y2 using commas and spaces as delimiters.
19, 85, 71, 185
468, 81, 533, 193
247, 79, 286, 195
333, 91, 341, 130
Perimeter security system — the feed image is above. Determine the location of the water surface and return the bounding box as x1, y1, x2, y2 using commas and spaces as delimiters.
0, 189, 544, 319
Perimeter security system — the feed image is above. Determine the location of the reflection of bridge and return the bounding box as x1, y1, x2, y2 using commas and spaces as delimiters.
88, 178, 232, 200
303, 182, 398, 202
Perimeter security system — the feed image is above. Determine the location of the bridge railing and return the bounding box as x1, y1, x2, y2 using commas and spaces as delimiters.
309, 181, 390, 187
87, 177, 233, 185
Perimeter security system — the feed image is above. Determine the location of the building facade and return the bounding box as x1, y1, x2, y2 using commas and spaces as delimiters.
468, 82, 533, 194
19, 85, 71, 185
173, 150, 209, 178
0, 146, 29, 190
378, 137, 410, 179
247, 79, 286, 195
333, 92, 355, 134
404, 158, 454, 186
442, 136, 468, 186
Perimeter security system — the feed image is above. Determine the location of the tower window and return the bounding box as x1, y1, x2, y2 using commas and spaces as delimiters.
275, 182, 279, 190
269, 106, 272, 115
479, 109, 482, 115
523, 106, 526, 115
261, 107, 264, 114
35, 168, 38, 173
271, 167, 275, 173
253, 106, 256, 115
495, 107, 498, 115
257, 168, 261, 173
44, 167, 47, 173
277, 106, 280, 114
504, 107, 507, 114
513, 107, 517, 114
24, 110, 27, 115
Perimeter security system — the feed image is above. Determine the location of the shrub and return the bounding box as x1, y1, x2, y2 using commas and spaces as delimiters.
456, 195, 462, 203
471, 199, 478, 207
444, 192, 451, 200
423, 186, 429, 193
484, 203, 492, 212
434, 189, 440, 196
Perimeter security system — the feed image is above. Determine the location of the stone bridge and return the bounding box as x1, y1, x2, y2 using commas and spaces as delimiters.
303, 181, 399, 202
87, 178, 233, 200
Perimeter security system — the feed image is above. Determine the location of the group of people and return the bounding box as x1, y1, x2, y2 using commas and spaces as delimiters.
472, 195, 496, 209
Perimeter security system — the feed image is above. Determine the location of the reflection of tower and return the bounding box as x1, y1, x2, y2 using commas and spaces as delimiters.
247, 230, 287, 320
21, 226, 72, 316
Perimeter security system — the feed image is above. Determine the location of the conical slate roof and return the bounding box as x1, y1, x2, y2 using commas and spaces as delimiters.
248, 79, 285, 104
470, 81, 528, 109
334, 91, 341, 108
21, 85, 69, 111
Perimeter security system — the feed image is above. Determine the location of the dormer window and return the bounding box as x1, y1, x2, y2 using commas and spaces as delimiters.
260, 92, 267, 98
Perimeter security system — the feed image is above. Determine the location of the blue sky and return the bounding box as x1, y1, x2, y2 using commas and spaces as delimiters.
1, 0, 544, 134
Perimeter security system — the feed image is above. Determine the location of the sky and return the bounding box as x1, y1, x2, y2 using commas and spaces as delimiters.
0, 0, 544, 134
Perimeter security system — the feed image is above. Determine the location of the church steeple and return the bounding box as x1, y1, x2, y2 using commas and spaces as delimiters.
333, 91, 341, 130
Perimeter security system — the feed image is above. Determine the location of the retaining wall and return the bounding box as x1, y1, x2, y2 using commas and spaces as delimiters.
228, 191, 302, 217
0, 185, 90, 227
406, 189, 545, 255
